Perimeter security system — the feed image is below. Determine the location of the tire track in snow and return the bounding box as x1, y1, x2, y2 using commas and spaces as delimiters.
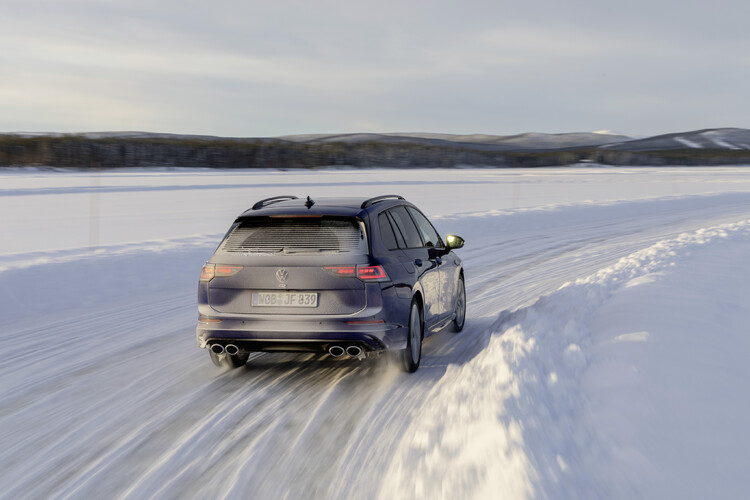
2, 197, 750, 499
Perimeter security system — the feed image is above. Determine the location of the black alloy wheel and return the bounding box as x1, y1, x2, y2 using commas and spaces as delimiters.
452, 276, 466, 333
401, 300, 423, 372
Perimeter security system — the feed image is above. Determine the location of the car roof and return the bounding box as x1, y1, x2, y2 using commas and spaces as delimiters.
237, 196, 413, 218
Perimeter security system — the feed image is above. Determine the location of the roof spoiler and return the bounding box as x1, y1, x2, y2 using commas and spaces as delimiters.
252, 195, 298, 210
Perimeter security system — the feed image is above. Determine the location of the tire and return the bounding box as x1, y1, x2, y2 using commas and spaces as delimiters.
452, 275, 466, 333
209, 350, 249, 369
401, 300, 423, 373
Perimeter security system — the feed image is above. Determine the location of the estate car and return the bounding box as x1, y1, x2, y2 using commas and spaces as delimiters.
196, 195, 465, 372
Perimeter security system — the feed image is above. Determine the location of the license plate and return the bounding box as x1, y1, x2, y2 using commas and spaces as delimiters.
252, 292, 318, 307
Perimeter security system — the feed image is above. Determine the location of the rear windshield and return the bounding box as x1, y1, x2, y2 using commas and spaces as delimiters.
218, 216, 367, 254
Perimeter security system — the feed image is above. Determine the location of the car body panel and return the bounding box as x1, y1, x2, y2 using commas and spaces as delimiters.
207, 266, 368, 315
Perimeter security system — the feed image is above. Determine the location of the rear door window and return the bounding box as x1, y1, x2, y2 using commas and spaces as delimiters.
407, 207, 443, 248
388, 206, 423, 249
387, 212, 406, 248
378, 212, 399, 250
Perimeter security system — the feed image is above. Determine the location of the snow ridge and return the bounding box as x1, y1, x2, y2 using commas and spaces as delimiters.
0, 234, 221, 273
380, 219, 750, 499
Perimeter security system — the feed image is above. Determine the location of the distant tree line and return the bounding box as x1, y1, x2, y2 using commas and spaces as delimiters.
1, 135, 749, 169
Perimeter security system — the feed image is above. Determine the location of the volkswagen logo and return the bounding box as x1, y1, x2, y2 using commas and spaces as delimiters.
275, 268, 289, 283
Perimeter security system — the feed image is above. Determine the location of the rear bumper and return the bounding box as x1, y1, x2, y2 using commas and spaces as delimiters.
197, 281, 412, 353
196, 317, 408, 353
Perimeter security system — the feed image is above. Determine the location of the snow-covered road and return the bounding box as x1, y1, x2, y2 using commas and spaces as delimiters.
1, 167, 749, 499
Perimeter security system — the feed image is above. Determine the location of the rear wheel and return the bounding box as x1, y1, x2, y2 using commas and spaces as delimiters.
401, 300, 423, 372
209, 350, 249, 369
452, 276, 466, 333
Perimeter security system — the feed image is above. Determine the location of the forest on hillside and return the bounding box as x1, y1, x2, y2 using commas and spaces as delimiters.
2, 135, 750, 169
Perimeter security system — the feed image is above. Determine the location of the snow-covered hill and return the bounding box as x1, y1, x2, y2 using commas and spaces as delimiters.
278, 131, 633, 150
8, 128, 750, 152
1, 167, 750, 499
600, 127, 750, 151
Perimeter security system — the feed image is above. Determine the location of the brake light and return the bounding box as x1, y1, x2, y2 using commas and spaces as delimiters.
200, 264, 242, 281
215, 265, 243, 277
324, 266, 356, 275
324, 265, 389, 282
200, 264, 215, 281
357, 265, 388, 280
269, 214, 322, 218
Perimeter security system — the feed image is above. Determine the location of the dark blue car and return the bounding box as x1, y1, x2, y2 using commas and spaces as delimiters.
196, 195, 465, 372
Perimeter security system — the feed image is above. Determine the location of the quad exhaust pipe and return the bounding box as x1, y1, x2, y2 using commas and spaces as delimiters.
210, 343, 240, 355
328, 345, 365, 359
213, 342, 360, 358
328, 345, 345, 357
346, 346, 363, 358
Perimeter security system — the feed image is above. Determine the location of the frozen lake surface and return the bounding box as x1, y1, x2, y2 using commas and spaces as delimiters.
1, 166, 749, 499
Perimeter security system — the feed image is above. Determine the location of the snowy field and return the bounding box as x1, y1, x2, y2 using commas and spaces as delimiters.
1, 166, 750, 499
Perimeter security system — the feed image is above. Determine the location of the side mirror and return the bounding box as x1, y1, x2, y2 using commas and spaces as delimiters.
445, 234, 465, 250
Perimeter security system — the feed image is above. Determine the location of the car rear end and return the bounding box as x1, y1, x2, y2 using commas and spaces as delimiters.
196, 210, 407, 359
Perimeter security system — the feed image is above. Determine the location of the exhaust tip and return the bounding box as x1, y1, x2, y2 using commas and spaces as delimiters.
329, 345, 345, 357
346, 346, 364, 358
225, 344, 240, 356
210, 343, 225, 355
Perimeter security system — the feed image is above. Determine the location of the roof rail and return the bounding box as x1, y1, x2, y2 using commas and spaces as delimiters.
252, 195, 298, 210
361, 195, 405, 209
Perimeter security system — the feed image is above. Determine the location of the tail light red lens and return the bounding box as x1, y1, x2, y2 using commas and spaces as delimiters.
324, 266, 356, 276
200, 264, 215, 281
357, 265, 388, 280
215, 265, 243, 277
200, 264, 242, 281
324, 265, 389, 282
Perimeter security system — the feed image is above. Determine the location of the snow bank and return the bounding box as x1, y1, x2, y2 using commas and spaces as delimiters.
381, 220, 750, 499
2, 168, 750, 500
0, 234, 221, 273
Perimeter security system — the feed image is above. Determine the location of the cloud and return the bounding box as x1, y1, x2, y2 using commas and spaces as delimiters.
1, 0, 749, 136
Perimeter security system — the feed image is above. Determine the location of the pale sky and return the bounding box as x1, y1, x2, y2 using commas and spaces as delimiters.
2, 0, 748, 137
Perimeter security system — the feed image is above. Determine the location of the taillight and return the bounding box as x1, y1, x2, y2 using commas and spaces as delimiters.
200, 264, 215, 281
200, 264, 242, 281
357, 265, 388, 280
324, 265, 389, 282
324, 266, 356, 276
215, 265, 243, 277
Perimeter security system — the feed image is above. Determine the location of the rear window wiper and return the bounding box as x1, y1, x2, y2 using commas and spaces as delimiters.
281, 247, 342, 254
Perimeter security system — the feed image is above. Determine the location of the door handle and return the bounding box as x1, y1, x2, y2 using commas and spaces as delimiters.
435, 257, 442, 265
414, 259, 423, 267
